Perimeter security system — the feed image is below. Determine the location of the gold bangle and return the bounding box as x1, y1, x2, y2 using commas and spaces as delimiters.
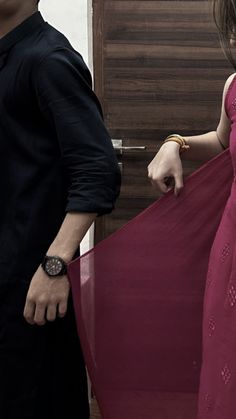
164, 134, 190, 153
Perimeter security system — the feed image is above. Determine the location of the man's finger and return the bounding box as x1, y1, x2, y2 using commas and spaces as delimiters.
46, 304, 57, 322
34, 301, 46, 326
58, 299, 68, 318
23, 298, 35, 325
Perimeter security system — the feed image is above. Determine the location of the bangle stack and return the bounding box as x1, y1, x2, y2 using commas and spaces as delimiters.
163, 134, 190, 154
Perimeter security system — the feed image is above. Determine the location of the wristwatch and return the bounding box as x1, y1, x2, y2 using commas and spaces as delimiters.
41, 255, 67, 277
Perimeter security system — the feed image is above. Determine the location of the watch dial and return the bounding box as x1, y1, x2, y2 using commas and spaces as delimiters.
45, 257, 63, 276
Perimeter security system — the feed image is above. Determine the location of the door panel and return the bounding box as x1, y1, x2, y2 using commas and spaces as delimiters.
93, 0, 231, 241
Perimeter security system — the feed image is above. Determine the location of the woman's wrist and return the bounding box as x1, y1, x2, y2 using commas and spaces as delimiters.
163, 134, 190, 154
161, 141, 181, 152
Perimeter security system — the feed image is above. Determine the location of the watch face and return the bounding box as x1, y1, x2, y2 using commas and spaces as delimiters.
45, 257, 63, 276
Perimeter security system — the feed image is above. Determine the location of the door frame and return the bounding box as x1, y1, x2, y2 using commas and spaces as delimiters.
92, 0, 110, 245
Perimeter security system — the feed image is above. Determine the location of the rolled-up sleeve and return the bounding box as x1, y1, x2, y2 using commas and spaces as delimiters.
33, 47, 121, 215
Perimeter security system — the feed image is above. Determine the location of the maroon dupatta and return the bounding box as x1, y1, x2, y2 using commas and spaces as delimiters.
68, 150, 233, 419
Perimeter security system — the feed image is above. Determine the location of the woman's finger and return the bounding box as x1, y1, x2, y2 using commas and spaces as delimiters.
174, 172, 184, 196
151, 178, 169, 194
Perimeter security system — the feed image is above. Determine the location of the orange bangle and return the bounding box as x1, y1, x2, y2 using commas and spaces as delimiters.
163, 134, 190, 154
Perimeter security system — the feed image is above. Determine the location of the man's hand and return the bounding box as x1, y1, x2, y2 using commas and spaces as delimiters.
23, 211, 97, 326
24, 266, 70, 326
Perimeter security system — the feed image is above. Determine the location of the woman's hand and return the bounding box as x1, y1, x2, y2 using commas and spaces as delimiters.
148, 142, 184, 196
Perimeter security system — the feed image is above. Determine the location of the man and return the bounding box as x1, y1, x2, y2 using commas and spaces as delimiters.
0, 1, 120, 418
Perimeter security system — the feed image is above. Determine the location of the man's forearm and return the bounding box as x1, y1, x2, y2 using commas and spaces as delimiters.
46, 212, 97, 262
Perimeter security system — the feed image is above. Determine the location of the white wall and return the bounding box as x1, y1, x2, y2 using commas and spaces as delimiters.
39, 0, 92, 68
39, 0, 94, 254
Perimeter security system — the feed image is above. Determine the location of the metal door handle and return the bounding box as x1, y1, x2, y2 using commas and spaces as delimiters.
112, 139, 146, 154
118, 146, 146, 151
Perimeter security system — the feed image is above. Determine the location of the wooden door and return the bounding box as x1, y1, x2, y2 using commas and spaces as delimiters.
93, 0, 231, 242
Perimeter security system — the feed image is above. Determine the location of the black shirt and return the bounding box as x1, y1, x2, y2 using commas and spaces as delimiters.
0, 12, 120, 282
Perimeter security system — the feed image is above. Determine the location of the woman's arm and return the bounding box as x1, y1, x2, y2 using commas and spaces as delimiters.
148, 73, 235, 195
181, 73, 234, 160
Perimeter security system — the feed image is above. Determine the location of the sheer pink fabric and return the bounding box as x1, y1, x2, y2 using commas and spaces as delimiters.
68, 150, 233, 419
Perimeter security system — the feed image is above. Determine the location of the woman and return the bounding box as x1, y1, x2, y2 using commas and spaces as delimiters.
148, 1, 236, 418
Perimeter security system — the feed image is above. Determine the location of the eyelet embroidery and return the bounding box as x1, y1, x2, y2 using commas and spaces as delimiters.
232, 97, 236, 112
208, 317, 216, 337
221, 364, 231, 385
228, 281, 236, 307
220, 243, 230, 263
205, 393, 214, 411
